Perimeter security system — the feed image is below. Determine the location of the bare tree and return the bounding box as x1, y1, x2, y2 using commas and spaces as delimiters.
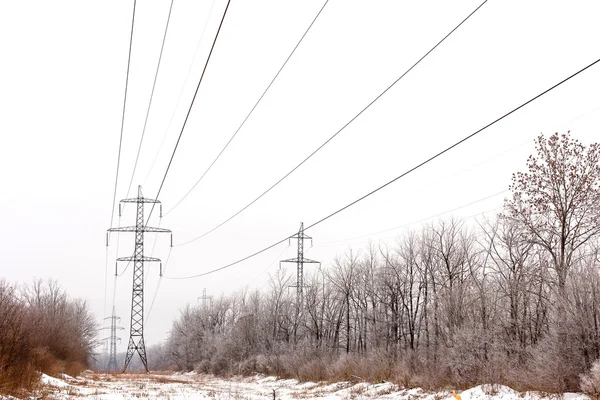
479, 217, 540, 350
504, 132, 600, 290
328, 249, 360, 354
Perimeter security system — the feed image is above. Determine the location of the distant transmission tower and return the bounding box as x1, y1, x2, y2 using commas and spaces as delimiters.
107, 185, 172, 372
198, 288, 212, 309
104, 306, 124, 372
281, 222, 319, 296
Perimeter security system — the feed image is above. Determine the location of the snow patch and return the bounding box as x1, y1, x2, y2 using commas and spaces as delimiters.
295, 380, 319, 389
40, 373, 70, 388
58, 373, 74, 381
564, 394, 591, 400
457, 384, 515, 400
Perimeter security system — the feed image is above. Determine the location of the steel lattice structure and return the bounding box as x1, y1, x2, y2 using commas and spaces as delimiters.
198, 288, 212, 309
281, 222, 319, 296
107, 185, 171, 372
103, 306, 123, 372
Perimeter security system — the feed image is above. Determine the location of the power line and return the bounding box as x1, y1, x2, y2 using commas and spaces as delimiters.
302, 57, 600, 233
331, 205, 505, 249
257, 245, 294, 292
145, 248, 172, 324
126, 0, 175, 200
319, 189, 508, 246
164, 191, 506, 281
248, 244, 291, 288
163, 0, 330, 216
174, 0, 489, 247
145, 222, 162, 281
147, 0, 232, 225
164, 55, 600, 280
110, 215, 123, 309
165, 238, 288, 280
111, 274, 118, 309
314, 137, 530, 246
117, 254, 134, 277
143, 0, 219, 187
103, 246, 110, 321
109, 0, 137, 237
144, 221, 164, 321
314, 139, 530, 247
145, 278, 163, 324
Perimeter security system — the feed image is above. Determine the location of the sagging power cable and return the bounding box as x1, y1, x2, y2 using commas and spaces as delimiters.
174, 0, 489, 247
126, 0, 175, 200
164, 55, 600, 279
163, 0, 331, 216
145, 0, 232, 226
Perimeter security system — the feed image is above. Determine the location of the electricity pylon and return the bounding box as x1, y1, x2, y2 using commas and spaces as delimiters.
281, 222, 319, 297
106, 185, 172, 372
198, 288, 212, 309
103, 306, 124, 372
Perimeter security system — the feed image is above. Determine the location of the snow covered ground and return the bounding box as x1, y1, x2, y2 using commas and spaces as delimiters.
0, 372, 592, 400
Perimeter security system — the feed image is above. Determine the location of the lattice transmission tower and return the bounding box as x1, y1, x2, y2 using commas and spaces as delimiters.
102, 306, 124, 372
198, 288, 212, 309
281, 222, 319, 297
106, 185, 172, 372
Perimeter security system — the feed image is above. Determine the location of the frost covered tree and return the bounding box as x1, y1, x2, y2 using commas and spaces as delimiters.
504, 132, 600, 290
161, 131, 600, 392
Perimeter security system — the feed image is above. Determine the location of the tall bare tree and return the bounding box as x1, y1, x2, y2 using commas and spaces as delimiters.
504, 132, 600, 289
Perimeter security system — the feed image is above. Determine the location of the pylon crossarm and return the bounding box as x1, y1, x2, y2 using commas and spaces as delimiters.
108, 226, 135, 233
143, 227, 171, 233
117, 256, 161, 262
302, 258, 319, 264
120, 197, 161, 204
281, 257, 319, 264
108, 226, 171, 233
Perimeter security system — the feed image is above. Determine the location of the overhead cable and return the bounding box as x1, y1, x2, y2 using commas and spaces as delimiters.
174, 0, 489, 247
145, 248, 172, 324
142, 0, 218, 187
163, 0, 331, 216
319, 189, 508, 246
164, 55, 600, 279
165, 237, 288, 280
302, 57, 600, 233
102, 246, 110, 321
126, 0, 175, 200
109, 0, 137, 238
146, 0, 232, 226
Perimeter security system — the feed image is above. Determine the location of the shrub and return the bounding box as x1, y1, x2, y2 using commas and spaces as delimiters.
0, 279, 97, 395
580, 359, 600, 399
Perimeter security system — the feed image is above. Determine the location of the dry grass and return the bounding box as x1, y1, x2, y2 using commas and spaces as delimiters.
152, 375, 190, 385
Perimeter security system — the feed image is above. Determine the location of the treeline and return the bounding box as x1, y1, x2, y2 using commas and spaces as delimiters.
158, 133, 600, 393
159, 217, 599, 391
0, 279, 97, 393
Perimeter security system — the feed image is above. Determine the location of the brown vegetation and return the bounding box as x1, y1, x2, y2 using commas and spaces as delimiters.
0, 278, 97, 394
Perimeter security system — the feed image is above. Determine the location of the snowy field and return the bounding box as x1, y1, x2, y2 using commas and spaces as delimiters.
0, 372, 592, 400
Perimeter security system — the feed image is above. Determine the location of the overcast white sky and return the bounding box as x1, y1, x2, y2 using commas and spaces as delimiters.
1, 0, 600, 348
